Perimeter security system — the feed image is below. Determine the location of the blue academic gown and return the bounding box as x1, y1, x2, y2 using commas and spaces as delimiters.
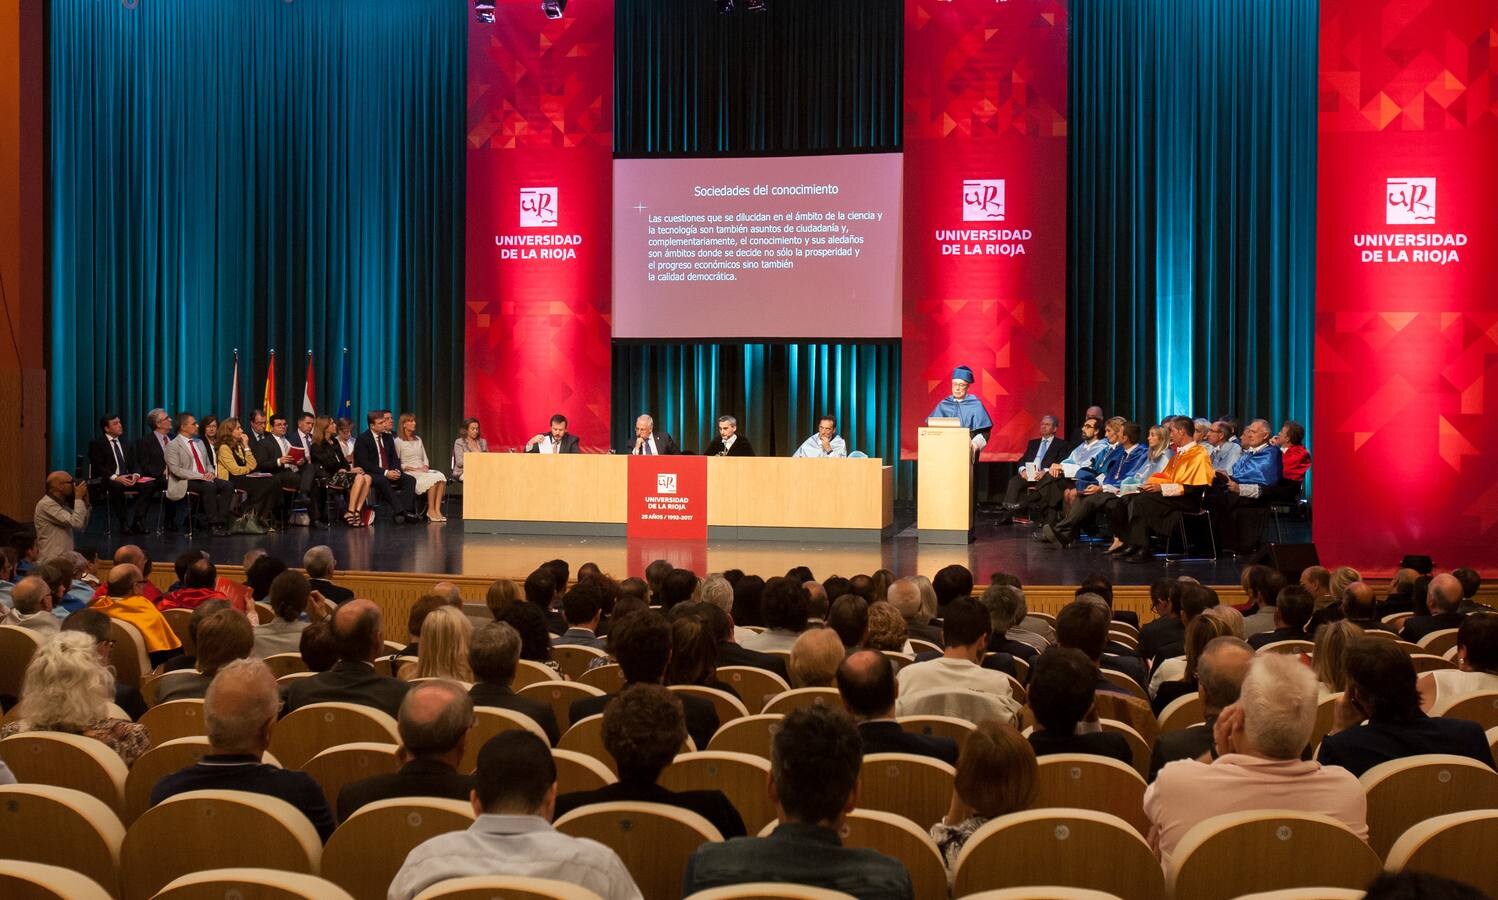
1228, 444, 1283, 495
928, 395, 993, 442
1075, 443, 1122, 489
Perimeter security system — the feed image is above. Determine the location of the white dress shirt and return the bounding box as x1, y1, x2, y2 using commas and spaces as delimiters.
793, 433, 848, 458
894, 656, 1021, 723
634, 434, 660, 455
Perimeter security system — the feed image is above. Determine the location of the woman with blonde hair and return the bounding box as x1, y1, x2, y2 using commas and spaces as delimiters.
787, 628, 844, 688
862, 601, 910, 653
0, 631, 152, 766
394, 413, 448, 523
310, 414, 372, 526
931, 721, 1037, 870
400, 606, 474, 682
1313, 620, 1364, 696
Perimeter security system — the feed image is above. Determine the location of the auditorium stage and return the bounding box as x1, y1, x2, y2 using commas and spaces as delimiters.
86, 504, 1307, 587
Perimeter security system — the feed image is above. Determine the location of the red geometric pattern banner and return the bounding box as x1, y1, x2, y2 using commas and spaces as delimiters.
465, 1, 613, 452
1314, 0, 1498, 573
900, 0, 1068, 461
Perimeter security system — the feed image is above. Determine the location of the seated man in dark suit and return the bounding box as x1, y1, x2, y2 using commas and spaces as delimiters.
997, 415, 1069, 524
555, 683, 745, 838
1399, 573, 1467, 644
133, 407, 173, 481
303, 545, 354, 604
1148, 637, 1253, 781
337, 680, 476, 822
1319, 638, 1495, 778
468, 621, 561, 745
682, 705, 914, 899
88, 413, 160, 534
1341, 581, 1396, 634
1057, 596, 1148, 692
695, 600, 789, 682
1078, 576, 1139, 631
1247, 585, 1314, 650
353, 409, 419, 523
569, 610, 718, 751
283, 598, 411, 719
702, 414, 755, 457
1138, 579, 1187, 663
524, 413, 582, 454
977, 583, 1041, 662
837, 650, 957, 765
628, 413, 678, 456
1025, 648, 1133, 765
151, 658, 335, 841
551, 580, 607, 649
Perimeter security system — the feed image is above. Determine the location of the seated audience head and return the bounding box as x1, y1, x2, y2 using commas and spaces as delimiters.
618, 576, 649, 606
430, 581, 462, 605
105, 563, 142, 598
661, 568, 698, 610
612, 609, 672, 684
827, 594, 870, 649
182, 557, 217, 591
1343, 581, 1377, 621
415, 606, 474, 681
1183, 614, 1233, 681
869, 569, 895, 604
836, 649, 897, 721
761, 577, 810, 634
269, 570, 312, 623
543, 559, 570, 594
1027, 648, 1098, 734
692, 601, 734, 647
562, 580, 603, 630
1312, 620, 1364, 693
172, 550, 209, 585
16, 631, 113, 729
472, 730, 557, 818
786, 565, 815, 585
862, 602, 907, 653
730, 574, 765, 627
577, 562, 602, 582
847, 574, 875, 602
1176, 583, 1218, 623
186, 598, 231, 647
1456, 615, 1498, 674
523, 568, 556, 610
485, 578, 521, 620
803, 581, 829, 621
821, 576, 852, 609
1234, 654, 1320, 760
204, 658, 281, 756
195, 608, 255, 677
299, 621, 338, 672
1344, 638, 1423, 724
609, 594, 649, 628
698, 574, 734, 615
602, 683, 687, 783
245, 554, 289, 602
644, 559, 673, 599
1411, 574, 1435, 616
1240, 565, 1287, 608
59, 609, 114, 664
953, 721, 1037, 819
887, 577, 925, 625
1076, 575, 1113, 610
12, 577, 50, 616
1056, 597, 1110, 663
979, 583, 1027, 638
770, 705, 863, 828
1203, 604, 1245, 639
469, 621, 523, 687
1300, 565, 1332, 598
1329, 566, 1362, 602
789, 628, 846, 688
1452, 567, 1481, 601
332, 598, 385, 664
941, 597, 992, 657
398, 679, 474, 763
933, 565, 974, 608
1272, 585, 1315, 635
113, 544, 151, 577
665, 611, 719, 688
1197, 637, 1254, 716
1427, 573, 1463, 615
302, 545, 337, 581
497, 601, 553, 664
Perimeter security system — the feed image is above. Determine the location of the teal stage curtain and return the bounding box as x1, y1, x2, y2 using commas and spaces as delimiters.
1068, 0, 1318, 434
48, 0, 466, 470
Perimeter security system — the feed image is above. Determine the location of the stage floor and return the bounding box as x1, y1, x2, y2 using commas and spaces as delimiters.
83, 502, 1308, 586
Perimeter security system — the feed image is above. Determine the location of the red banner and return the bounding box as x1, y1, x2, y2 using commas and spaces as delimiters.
465, 1, 613, 452
900, 0, 1068, 461
627, 455, 708, 541
1314, 0, 1498, 573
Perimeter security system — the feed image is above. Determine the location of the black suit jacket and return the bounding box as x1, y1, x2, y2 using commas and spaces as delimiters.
1018, 436, 1069, 470
89, 436, 141, 480
252, 432, 287, 474
309, 578, 355, 605
628, 431, 679, 456
353, 429, 402, 475
282, 659, 410, 719
858, 720, 958, 765
718, 641, 790, 681
556, 779, 746, 839
1399, 612, 1466, 643
702, 436, 756, 457
571, 685, 719, 750
470, 682, 562, 745
1149, 718, 1216, 781
336, 757, 474, 823
1247, 626, 1309, 650
135, 434, 169, 479
525, 433, 581, 454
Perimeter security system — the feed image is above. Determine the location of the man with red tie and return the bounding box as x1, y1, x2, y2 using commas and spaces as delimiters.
165, 412, 234, 536
353, 409, 419, 523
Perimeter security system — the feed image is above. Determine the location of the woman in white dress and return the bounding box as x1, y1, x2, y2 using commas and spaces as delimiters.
395, 413, 448, 522
1418, 615, 1498, 712
451, 417, 488, 481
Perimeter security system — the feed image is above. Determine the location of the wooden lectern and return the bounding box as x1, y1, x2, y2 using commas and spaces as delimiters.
917, 425, 973, 544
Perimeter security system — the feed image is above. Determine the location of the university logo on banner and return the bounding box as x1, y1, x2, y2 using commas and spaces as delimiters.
656, 473, 678, 494
519, 187, 558, 227
962, 179, 1006, 221
1385, 178, 1435, 225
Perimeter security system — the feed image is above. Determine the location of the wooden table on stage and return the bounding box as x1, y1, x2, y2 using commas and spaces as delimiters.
462, 453, 894, 541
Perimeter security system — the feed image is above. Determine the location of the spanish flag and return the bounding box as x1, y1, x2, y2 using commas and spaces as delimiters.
263, 351, 277, 417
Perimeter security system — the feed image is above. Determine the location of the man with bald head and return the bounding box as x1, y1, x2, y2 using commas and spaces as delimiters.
90, 563, 182, 665
838, 650, 957, 764
9, 577, 60, 636
337, 679, 475, 821
1400, 573, 1467, 643
150, 658, 335, 840
33, 471, 89, 561
1148, 637, 1254, 780
888, 577, 943, 645
283, 598, 410, 718
1341, 582, 1395, 633
90, 545, 163, 604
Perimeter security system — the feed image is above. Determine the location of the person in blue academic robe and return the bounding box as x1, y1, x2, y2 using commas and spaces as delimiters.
1205, 418, 1285, 554
928, 365, 993, 453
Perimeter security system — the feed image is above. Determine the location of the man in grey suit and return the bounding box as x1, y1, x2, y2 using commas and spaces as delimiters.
165, 413, 233, 535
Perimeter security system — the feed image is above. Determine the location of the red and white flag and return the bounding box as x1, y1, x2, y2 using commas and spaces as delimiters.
263, 351, 278, 417
302, 352, 317, 415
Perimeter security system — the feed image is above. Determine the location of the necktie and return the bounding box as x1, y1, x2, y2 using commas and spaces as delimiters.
111, 438, 126, 475
377, 435, 387, 469
189, 441, 208, 476
1034, 438, 1049, 465
645, 439, 654, 455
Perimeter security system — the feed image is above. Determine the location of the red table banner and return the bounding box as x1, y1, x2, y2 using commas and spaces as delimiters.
1314, 0, 1498, 573
627, 455, 708, 541
464, 1, 614, 452
900, 0, 1069, 461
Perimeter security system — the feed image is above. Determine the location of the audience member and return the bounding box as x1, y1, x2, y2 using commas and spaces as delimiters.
252, 571, 324, 658
399, 592, 462, 656
837, 650, 956, 764
862, 602, 909, 654
60, 608, 147, 719
337, 679, 476, 821
162, 598, 231, 673
90, 563, 182, 666
283, 599, 410, 718
497, 600, 559, 673
932, 565, 974, 611
742, 578, 810, 652
694, 599, 789, 681
553, 580, 606, 649
803, 580, 829, 622
399, 606, 474, 682
151, 659, 335, 841
555, 684, 745, 837
682, 705, 913, 899
1148, 637, 1254, 781
1453, 567, 1485, 615
664, 606, 737, 696
8, 576, 60, 637
1058, 595, 1148, 691
729, 574, 766, 628
1143, 654, 1368, 868
1400, 573, 1467, 643
1138, 579, 1186, 662
1419, 614, 1498, 712
303, 545, 354, 604
788, 628, 845, 689
930, 721, 1037, 870
660, 567, 698, 610
468, 621, 561, 744
889, 577, 942, 645
895, 598, 1019, 723
156, 609, 254, 703
1152, 615, 1232, 714
1246, 584, 1314, 650
978, 583, 1043, 660
244, 553, 289, 604
1312, 620, 1363, 697
827, 594, 870, 649
388, 731, 642, 900
0, 547, 17, 609
1, 631, 151, 765
484, 578, 521, 621
1319, 639, 1494, 777
523, 567, 563, 636
1238, 566, 1287, 638
299, 621, 338, 672
1342, 582, 1395, 633
1025, 648, 1132, 764
158, 557, 227, 612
